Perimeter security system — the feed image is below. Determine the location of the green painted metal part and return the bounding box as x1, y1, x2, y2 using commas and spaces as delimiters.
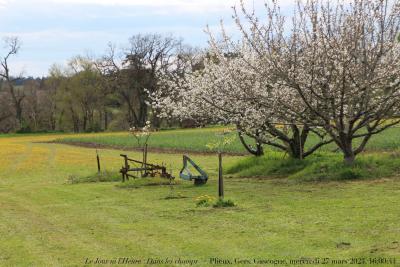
179, 155, 208, 183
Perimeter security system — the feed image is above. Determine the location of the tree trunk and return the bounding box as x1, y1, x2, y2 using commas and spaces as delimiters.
50, 114, 56, 131
88, 110, 94, 131
50, 103, 57, 131
288, 125, 308, 159
288, 140, 302, 159
127, 102, 138, 127
70, 107, 80, 132
151, 110, 161, 129
58, 109, 65, 130
15, 105, 23, 129
340, 135, 355, 164
238, 131, 264, 156
7, 82, 24, 130
104, 110, 108, 130
138, 101, 147, 127
343, 144, 355, 164
83, 115, 87, 132
344, 153, 355, 164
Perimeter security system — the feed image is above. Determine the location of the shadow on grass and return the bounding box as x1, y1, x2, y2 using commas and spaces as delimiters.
66, 171, 182, 188
116, 177, 180, 189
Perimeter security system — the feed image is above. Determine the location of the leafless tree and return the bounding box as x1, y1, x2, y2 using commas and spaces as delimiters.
0, 37, 24, 129
96, 34, 182, 128
0, 92, 13, 132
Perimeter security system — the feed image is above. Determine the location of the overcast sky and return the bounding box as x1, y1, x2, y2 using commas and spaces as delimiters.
0, 0, 292, 77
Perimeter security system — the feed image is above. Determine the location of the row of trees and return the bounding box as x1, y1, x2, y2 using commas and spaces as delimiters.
154, 0, 400, 163
2, 0, 400, 164
0, 34, 203, 133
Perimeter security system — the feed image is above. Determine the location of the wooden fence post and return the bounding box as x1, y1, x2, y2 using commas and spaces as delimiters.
124, 155, 129, 181
144, 144, 148, 176
96, 149, 101, 173
218, 152, 224, 199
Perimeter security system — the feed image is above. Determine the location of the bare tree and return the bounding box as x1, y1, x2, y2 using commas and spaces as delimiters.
93, 43, 122, 130
97, 34, 182, 128
0, 37, 24, 129
0, 92, 13, 132
124, 34, 182, 127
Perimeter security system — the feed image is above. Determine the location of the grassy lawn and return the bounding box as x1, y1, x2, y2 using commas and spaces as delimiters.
54, 127, 250, 154
55, 126, 400, 155
0, 132, 399, 266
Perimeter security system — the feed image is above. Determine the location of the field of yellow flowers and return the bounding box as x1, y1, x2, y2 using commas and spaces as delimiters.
0, 133, 400, 266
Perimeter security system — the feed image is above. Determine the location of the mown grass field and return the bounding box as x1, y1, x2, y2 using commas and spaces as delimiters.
0, 132, 400, 266
56, 126, 400, 154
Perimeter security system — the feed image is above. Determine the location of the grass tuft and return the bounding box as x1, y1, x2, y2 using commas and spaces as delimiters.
195, 195, 216, 207
213, 198, 236, 208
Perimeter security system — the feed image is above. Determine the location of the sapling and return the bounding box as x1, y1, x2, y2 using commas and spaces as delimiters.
206, 129, 236, 199
129, 120, 152, 175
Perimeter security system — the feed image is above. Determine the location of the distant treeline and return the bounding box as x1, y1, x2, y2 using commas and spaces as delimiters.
0, 34, 206, 133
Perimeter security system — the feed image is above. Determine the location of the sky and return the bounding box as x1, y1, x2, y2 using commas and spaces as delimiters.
0, 0, 293, 77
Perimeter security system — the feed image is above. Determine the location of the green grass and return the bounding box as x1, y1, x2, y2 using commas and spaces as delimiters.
0, 131, 67, 138
55, 126, 252, 154
1, 133, 400, 265
54, 126, 400, 155
213, 198, 236, 208
116, 177, 180, 188
226, 151, 400, 181
67, 171, 121, 184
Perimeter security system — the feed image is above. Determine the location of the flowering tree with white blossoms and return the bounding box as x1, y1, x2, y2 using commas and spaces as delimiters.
129, 120, 152, 148
234, 0, 400, 163
154, 0, 400, 163
154, 26, 332, 159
